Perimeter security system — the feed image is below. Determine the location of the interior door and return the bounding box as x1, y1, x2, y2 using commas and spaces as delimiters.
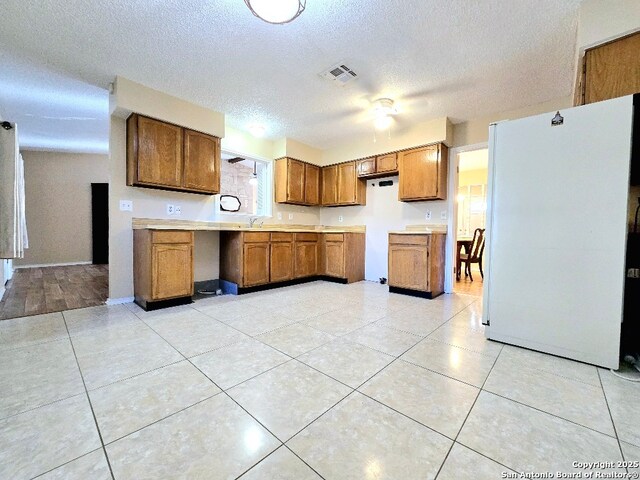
91, 183, 109, 265
484, 96, 633, 368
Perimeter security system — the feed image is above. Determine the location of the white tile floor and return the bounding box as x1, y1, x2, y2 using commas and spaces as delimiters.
0, 280, 638, 479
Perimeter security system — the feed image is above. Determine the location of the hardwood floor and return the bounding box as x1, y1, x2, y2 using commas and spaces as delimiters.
454, 265, 483, 296
0, 264, 108, 320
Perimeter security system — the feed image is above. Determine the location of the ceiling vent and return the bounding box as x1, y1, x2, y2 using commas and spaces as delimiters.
319, 63, 358, 86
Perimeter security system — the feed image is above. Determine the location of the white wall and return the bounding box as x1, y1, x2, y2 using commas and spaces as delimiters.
577, 0, 640, 50
14, 151, 109, 267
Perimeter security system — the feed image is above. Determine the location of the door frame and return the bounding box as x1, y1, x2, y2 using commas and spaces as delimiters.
444, 142, 488, 293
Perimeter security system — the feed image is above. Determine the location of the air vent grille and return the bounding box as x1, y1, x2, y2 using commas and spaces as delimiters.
320, 62, 359, 86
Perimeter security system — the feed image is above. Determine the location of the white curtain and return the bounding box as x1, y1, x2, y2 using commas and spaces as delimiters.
0, 123, 28, 259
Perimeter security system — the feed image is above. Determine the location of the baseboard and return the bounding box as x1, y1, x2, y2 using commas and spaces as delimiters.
0, 286, 5, 300
106, 296, 134, 305
13, 261, 93, 269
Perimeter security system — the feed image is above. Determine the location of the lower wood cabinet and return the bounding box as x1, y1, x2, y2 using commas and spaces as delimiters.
388, 233, 445, 298
220, 230, 365, 290
321, 233, 366, 283
294, 233, 319, 278
133, 229, 194, 309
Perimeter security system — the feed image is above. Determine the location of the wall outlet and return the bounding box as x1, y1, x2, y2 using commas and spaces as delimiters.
338, 215, 343, 223
166, 204, 175, 215
119, 200, 133, 212
425, 210, 432, 220
277, 212, 282, 220
440, 211, 447, 220
288, 213, 294, 220
174, 205, 182, 216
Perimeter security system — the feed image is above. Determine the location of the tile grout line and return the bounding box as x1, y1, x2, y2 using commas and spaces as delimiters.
60, 311, 116, 480
30, 447, 105, 479
433, 342, 508, 479
597, 368, 628, 472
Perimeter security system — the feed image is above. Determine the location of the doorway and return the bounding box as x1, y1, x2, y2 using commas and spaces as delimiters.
450, 147, 489, 296
91, 183, 109, 264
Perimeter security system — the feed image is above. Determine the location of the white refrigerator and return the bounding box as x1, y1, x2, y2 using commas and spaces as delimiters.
483, 95, 634, 369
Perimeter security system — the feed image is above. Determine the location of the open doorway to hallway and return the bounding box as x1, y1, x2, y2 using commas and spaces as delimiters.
454, 148, 488, 296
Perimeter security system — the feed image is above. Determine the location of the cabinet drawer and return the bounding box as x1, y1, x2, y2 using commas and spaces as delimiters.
295, 233, 319, 242
151, 230, 193, 244
271, 232, 294, 242
324, 233, 344, 242
388, 234, 429, 246
244, 232, 271, 243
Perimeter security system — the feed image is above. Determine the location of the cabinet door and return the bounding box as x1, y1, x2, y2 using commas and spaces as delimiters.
398, 146, 439, 200
287, 159, 306, 204
376, 153, 398, 173
295, 242, 318, 277
322, 165, 338, 205
388, 245, 428, 291
243, 243, 270, 287
270, 242, 293, 283
183, 129, 220, 193
357, 157, 376, 177
585, 32, 640, 104
324, 241, 345, 278
152, 244, 193, 299
337, 162, 356, 204
304, 164, 320, 205
136, 116, 183, 187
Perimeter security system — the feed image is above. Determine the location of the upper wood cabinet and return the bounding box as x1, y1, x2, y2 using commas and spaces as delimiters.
275, 157, 320, 206
357, 153, 398, 178
183, 129, 221, 193
321, 165, 338, 205
322, 161, 366, 207
582, 32, 640, 105
127, 114, 221, 195
398, 144, 448, 202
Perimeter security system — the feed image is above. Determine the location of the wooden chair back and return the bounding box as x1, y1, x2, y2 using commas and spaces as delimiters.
469, 228, 485, 261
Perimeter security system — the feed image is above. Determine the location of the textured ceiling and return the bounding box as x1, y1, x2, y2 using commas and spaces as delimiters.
0, 0, 581, 152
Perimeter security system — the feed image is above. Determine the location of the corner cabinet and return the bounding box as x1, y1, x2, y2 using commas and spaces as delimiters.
398, 144, 448, 201
321, 161, 366, 206
275, 158, 321, 206
133, 230, 194, 310
127, 114, 221, 195
388, 233, 445, 298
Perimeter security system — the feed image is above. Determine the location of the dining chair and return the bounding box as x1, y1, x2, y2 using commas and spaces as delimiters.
460, 228, 485, 281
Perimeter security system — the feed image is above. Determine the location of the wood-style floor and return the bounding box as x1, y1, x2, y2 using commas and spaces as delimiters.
454, 265, 484, 296
0, 264, 108, 320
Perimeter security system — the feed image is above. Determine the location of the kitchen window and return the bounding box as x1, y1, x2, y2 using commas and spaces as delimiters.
217, 154, 272, 217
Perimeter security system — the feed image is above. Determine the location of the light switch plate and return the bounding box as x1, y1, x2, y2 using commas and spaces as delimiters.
425, 210, 432, 220
288, 213, 294, 220
440, 211, 447, 220
174, 205, 182, 216
119, 200, 133, 212
277, 212, 282, 220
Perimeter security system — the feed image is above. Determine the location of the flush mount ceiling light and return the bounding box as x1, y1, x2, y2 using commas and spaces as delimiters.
247, 124, 266, 137
373, 98, 398, 131
244, 0, 306, 24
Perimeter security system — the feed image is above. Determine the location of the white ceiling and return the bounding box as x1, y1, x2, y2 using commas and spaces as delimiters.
0, 0, 581, 152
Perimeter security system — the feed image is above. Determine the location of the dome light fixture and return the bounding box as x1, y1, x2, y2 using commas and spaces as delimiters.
244, 0, 306, 25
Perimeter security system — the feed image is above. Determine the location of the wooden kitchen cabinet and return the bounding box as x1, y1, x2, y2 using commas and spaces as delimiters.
127, 114, 220, 194
275, 158, 321, 206
321, 165, 338, 205
294, 233, 319, 278
183, 129, 221, 193
270, 233, 294, 283
133, 229, 194, 310
357, 153, 398, 178
243, 242, 270, 287
398, 144, 448, 201
321, 233, 366, 283
388, 233, 445, 298
582, 32, 640, 105
322, 161, 366, 206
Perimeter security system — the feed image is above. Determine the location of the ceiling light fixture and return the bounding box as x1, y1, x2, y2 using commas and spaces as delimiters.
247, 124, 266, 137
373, 98, 397, 131
244, 0, 306, 24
